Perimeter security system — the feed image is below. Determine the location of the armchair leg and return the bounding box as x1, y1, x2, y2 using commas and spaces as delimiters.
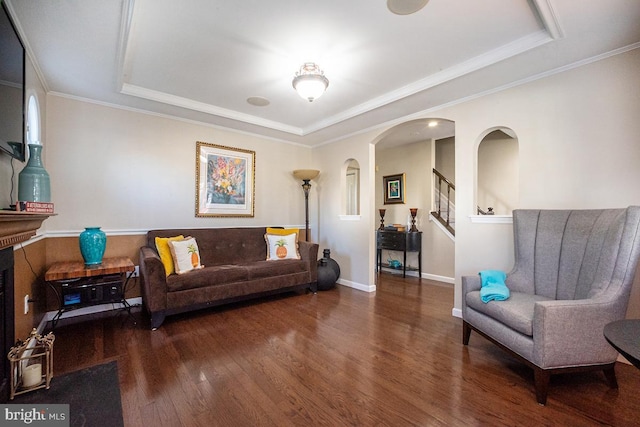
534, 368, 550, 405
462, 320, 472, 345
603, 366, 618, 389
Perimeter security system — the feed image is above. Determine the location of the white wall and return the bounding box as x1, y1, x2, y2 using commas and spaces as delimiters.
44, 96, 312, 233
314, 48, 640, 314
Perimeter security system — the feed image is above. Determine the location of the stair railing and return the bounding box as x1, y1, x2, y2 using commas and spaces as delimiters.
432, 168, 455, 235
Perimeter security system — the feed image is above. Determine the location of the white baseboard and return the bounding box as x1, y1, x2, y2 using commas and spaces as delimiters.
379, 267, 454, 285
37, 297, 143, 332
452, 308, 462, 318
423, 273, 455, 284
337, 278, 376, 293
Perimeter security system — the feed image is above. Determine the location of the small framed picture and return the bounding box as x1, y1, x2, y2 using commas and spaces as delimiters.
196, 141, 255, 217
383, 173, 405, 204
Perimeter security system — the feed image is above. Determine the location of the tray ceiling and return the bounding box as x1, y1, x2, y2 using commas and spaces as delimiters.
5, 0, 640, 146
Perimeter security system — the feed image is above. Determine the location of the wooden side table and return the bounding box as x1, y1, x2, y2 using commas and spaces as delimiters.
45, 257, 135, 328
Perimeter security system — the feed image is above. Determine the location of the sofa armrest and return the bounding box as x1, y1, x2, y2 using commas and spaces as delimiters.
139, 246, 168, 313
298, 241, 319, 282
532, 297, 623, 368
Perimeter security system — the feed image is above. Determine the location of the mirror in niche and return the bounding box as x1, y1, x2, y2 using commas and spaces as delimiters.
476, 128, 519, 215
344, 159, 360, 215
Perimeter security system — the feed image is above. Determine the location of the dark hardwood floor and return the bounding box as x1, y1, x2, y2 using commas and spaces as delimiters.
48, 274, 640, 426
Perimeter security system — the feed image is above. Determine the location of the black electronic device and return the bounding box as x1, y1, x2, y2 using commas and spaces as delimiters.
59, 275, 123, 307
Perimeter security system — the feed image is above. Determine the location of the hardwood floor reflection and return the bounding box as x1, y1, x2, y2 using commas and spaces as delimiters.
49, 274, 640, 426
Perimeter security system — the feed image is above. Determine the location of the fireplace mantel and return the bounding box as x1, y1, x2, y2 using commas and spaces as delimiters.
0, 211, 53, 250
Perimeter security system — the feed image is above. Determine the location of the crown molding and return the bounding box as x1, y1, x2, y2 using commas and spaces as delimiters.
531, 0, 564, 40
120, 83, 304, 136
305, 30, 553, 135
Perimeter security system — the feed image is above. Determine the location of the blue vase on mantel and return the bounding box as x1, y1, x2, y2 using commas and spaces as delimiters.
18, 144, 51, 202
79, 227, 106, 266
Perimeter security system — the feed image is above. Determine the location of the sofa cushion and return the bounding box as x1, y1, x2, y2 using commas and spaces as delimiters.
155, 235, 184, 276
265, 233, 300, 260
266, 227, 300, 238
166, 265, 248, 292
466, 291, 552, 336
245, 259, 308, 280
169, 237, 204, 274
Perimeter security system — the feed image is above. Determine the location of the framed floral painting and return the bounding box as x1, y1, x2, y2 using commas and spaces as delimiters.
196, 141, 255, 217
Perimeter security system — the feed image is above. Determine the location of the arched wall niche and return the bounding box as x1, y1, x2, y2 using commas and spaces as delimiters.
475, 127, 519, 216
342, 158, 360, 216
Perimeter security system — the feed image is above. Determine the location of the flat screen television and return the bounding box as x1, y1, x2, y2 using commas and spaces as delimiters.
0, 1, 25, 162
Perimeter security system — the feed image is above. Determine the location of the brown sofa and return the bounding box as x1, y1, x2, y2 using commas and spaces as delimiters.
139, 227, 318, 329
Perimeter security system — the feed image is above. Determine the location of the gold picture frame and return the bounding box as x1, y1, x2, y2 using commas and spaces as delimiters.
195, 141, 255, 217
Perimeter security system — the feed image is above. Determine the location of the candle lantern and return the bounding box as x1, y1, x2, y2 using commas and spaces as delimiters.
8, 328, 55, 399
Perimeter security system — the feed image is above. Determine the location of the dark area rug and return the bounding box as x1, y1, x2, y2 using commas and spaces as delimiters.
13, 361, 124, 427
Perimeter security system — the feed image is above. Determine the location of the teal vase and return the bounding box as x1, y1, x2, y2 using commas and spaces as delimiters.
18, 144, 51, 202
79, 227, 107, 266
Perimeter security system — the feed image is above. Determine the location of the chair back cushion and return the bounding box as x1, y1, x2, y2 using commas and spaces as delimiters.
507, 207, 640, 301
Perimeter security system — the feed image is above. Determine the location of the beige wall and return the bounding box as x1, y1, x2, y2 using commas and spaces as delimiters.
44, 95, 312, 233
450, 49, 640, 313
7, 43, 640, 336
375, 140, 455, 280
313, 132, 378, 290
477, 130, 519, 214
315, 48, 640, 319
435, 136, 455, 185
376, 140, 430, 228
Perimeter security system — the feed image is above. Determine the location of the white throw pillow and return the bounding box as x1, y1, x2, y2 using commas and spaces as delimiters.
169, 237, 204, 274
265, 233, 300, 260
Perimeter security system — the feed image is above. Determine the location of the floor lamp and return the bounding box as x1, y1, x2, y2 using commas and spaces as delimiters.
293, 169, 320, 241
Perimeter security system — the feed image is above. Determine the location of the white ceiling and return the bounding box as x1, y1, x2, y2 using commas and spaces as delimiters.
5, 0, 640, 147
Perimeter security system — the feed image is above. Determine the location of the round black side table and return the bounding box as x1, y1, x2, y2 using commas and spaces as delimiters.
603, 319, 640, 369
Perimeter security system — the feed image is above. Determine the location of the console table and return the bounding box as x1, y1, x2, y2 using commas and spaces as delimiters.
45, 257, 134, 328
376, 230, 422, 278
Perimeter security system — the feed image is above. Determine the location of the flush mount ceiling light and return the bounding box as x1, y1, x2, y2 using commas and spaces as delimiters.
387, 0, 429, 15
292, 63, 329, 102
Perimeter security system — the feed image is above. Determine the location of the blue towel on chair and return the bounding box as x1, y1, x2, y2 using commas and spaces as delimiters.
479, 270, 510, 303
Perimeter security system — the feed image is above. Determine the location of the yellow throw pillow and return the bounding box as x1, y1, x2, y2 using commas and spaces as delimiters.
266, 227, 300, 237
155, 235, 184, 276
169, 237, 204, 274
265, 233, 300, 261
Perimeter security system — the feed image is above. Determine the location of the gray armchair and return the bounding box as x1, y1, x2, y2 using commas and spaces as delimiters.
462, 207, 640, 404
